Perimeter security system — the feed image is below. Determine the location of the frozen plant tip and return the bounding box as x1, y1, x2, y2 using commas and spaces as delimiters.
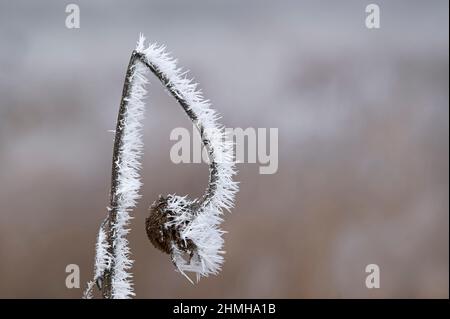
136, 37, 238, 283
85, 34, 238, 298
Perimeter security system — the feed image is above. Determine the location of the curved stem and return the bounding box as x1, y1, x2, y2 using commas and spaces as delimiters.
102, 50, 218, 298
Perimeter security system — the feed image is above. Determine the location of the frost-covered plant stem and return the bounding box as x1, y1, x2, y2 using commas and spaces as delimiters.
102, 53, 141, 299
85, 35, 238, 298
91, 50, 147, 299
137, 39, 238, 282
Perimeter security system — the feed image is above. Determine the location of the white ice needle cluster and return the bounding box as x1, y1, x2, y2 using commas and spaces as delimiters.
94, 224, 111, 282
136, 35, 239, 282
83, 224, 111, 299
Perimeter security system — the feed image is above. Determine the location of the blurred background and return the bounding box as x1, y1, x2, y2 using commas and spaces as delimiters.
0, 0, 448, 298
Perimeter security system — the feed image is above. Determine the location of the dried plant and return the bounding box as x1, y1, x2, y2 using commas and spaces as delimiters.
84, 34, 238, 299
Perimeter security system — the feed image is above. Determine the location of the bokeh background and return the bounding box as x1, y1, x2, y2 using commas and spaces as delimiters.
0, 0, 448, 298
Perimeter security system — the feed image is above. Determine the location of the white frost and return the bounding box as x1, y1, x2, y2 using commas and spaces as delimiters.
94, 223, 111, 281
